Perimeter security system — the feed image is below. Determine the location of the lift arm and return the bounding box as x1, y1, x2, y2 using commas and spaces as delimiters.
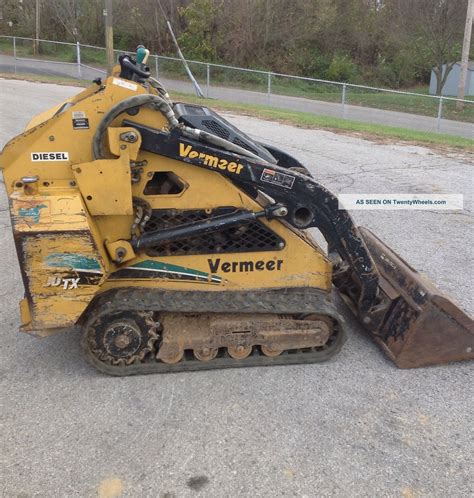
130, 123, 380, 318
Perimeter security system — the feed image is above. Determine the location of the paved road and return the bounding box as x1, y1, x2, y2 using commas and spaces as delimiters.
1, 54, 473, 140
0, 79, 473, 498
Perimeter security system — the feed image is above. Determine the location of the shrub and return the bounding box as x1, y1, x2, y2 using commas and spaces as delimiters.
326, 54, 358, 82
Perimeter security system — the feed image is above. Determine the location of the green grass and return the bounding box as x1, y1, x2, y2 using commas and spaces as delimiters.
0, 38, 107, 67
344, 87, 474, 123
0, 71, 471, 150
79, 46, 107, 66
0, 37, 77, 63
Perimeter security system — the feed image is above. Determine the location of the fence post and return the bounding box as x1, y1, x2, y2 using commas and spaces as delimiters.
341, 83, 347, 118
13, 37, 17, 75
206, 64, 210, 98
155, 56, 159, 79
436, 97, 443, 132
267, 72, 272, 104
76, 41, 82, 79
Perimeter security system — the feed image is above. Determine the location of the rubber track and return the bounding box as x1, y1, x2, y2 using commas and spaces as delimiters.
81, 287, 347, 376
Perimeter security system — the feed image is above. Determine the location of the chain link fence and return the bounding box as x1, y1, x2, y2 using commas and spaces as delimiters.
0, 36, 473, 139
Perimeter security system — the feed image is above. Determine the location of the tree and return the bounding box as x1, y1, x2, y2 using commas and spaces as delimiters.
391, 0, 468, 95
177, 0, 221, 61
1, 0, 37, 38
48, 0, 82, 42
0, 0, 469, 91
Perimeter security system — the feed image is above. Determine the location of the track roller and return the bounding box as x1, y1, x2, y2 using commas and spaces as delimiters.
194, 348, 219, 362
227, 345, 253, 359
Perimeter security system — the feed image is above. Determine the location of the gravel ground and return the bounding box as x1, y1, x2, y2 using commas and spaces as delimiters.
0, 79, 473, 498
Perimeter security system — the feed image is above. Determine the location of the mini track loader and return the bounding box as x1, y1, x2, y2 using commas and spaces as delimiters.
1, 48, 472, 375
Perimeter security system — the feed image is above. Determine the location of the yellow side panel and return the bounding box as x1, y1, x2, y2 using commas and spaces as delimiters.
24, 83, 113, 131
10, 190, 89, 232
131, 153, 258, 209
72, 156, 133, 216
11, 187, 109, 330
1, 76, 166, 187
26, 103, 64, 130
21, 232, 106, 329
101, 225, 332, 293
19, 297, 32, 329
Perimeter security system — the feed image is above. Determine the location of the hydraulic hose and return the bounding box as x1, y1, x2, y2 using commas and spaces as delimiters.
92, 94, 179, 160
148, 77, 172, 104
93, 92, 271, 164
181, 127, 273, 164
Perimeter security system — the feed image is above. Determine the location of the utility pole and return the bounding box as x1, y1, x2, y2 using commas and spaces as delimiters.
457, 0, 473, 110
104, 0, 114, 76
34, 0, 40, 55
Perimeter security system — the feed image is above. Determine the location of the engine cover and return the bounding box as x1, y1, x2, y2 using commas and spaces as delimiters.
173, 102, 277, 163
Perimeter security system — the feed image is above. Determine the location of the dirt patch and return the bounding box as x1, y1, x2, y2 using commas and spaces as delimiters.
186, 475, 210, 492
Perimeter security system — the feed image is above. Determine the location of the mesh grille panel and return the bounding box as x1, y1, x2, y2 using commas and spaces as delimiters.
232, 137, 258, 155
201, 120, 231, 139
144, 208, 284, 257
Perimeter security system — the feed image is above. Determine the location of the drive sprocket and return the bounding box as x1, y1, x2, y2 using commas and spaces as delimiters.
86, 310, 159, 366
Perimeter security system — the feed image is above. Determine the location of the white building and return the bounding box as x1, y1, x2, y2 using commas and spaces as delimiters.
429, 61, 474, 97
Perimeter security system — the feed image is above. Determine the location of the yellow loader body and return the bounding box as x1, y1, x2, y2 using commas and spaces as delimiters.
1, 52, 472, 374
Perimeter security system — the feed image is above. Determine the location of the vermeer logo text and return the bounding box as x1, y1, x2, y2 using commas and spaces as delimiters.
179, 143, 244, 174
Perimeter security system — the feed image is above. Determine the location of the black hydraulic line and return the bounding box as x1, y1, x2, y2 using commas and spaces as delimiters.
133, 210, 264, 250
92, 94, 179, 160
93, 95, 262, 164
132, 209, 267, 250
181, 126, 268, 163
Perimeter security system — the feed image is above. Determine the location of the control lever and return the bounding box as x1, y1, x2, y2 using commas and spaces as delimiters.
118, 54, 151, 81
